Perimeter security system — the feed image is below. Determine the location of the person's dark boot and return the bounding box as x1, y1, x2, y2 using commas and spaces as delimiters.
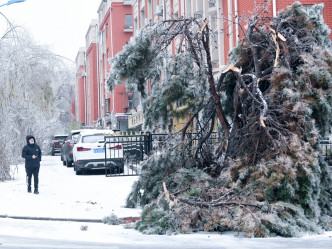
27, 186, 31, 193
34, 188, 39, 194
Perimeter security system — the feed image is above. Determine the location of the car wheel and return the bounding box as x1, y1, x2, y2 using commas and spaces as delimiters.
74, 164, 82, 175
51, 150, 54, 156
66, 159, 72, 167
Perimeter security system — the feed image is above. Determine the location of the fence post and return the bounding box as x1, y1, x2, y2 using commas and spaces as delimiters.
140, 135, 144, 161
104, 136, 107, 177
145, 132, 152, 155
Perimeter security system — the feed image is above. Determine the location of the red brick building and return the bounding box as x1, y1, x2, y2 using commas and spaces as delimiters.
85, 20, 99, 126
75, 0, 331, 130
221, 0, 332, 64
75, 0, 133, 129
128, 0, 332, 131
75, 48, 87, 125
98, 0, 133, 130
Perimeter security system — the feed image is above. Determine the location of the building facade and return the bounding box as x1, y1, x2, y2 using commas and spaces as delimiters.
75, 0, 133, 130
75, 48, 87, 125
85, 20, 99, 126
132, 0, 331, 66
75, 0, 332, 131
129, 0, 332, 131
98, 0, 133, 131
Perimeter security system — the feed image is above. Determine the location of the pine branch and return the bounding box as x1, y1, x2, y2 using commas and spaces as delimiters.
181, 113, 197, 141
201, 21, 230, 137
162, 182, 263, 209
194, 111, 216, 159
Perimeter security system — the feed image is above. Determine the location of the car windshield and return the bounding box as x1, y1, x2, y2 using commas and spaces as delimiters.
54, 136, 67, 141
82, 134, 104, 143
72, 133, 80, 141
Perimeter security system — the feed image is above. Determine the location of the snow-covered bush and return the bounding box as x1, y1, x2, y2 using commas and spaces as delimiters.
102, 213, 120, 225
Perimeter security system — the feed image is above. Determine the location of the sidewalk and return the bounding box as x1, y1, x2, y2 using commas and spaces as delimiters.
0, 156, 141, 221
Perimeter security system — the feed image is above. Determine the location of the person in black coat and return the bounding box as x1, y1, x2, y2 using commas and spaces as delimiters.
22, 135, 42, 194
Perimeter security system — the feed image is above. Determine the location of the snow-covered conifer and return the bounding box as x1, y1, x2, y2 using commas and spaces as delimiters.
112, 2, 332, 237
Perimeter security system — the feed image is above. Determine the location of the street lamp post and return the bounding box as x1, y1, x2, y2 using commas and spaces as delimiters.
0, 0, 26, 8
0, 0, 26, 41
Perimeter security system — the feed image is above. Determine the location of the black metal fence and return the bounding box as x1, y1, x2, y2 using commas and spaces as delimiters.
321, 142, 332, 166
104, 133, 332, 177
104, 132, 221, 177
104, 133, 168, 177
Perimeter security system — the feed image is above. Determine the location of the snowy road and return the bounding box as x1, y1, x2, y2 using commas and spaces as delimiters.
0, 234, 120, 249
0, 156, 332, 248
1, 219, 332, 249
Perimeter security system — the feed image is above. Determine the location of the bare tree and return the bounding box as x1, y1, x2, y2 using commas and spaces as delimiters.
0, 24, 75, 181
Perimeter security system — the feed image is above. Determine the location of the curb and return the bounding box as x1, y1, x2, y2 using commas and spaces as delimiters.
0, 215, 140, 224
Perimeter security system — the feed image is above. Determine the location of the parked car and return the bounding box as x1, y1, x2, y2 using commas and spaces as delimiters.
60, 130, 85, 167
73, 130, 124, 175
50, 135, 67, 156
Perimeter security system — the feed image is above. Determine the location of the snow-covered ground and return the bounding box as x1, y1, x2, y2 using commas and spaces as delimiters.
0, 156, 141, 219
0, 156, 332, 248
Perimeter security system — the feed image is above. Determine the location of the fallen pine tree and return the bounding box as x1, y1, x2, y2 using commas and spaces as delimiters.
109, 2, 332, 237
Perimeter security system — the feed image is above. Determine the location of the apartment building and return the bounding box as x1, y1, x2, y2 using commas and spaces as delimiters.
74, 20, 99, 127
75, 0, 331, 131
75, 0, 133, 129
75, 48, 87, 125
98, 0, 133, 130
129, 0, 332, 131
86, 20, 99, 126
133, 0, 331, 65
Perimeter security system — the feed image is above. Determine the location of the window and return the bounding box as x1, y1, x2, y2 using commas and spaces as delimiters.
302, 5, 314, 13
197, 0, 203, 13
153, 0, 158, 13
209, 0, 216, 8
140, 8, 145, 27
72, 133, 80, 142
125, 14, 133, 28
105, 98, 110, 115
125, 93, 134, 109
134, 17, 138, 31
53, 135, 67, 141
176, 99, 185, 108
148, 0, 152, 20
302, 4, 323, 19
82, 135, 104, 143
186, 0, 192, 17
174, 11, 179, 20
99, 30, 104, 44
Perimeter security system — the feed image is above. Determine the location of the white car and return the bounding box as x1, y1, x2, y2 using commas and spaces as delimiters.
73, 130, 124, 175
